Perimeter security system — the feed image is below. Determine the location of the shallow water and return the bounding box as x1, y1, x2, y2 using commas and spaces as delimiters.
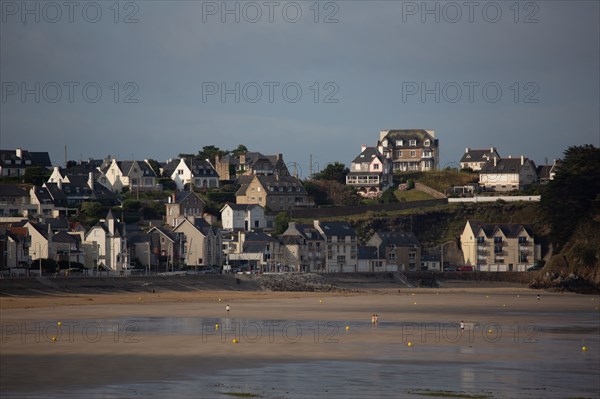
2, 316, 599, 398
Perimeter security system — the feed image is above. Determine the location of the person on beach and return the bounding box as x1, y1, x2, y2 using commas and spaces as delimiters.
371, 314, 376, 324
226, 304, 230, 313
537, 294, 540, 301
374, 314, 379, 324
460, 321, 465, 332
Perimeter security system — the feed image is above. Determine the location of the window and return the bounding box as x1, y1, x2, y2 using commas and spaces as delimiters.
518, 236, 527, 244
374, 164, 379, 170
477, 236, 485, 244
396, 140, 403, 146
409, 140, 417, 146
388, 251, 396, 260
424, 139, 430, 147
494, 245, 503, 254
494, 236, 502, 244
396, 150, 402, 158
178, 169, 183, 175
410, 150, 416, 158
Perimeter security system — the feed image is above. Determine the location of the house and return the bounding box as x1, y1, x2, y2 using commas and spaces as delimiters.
220, 203, 267, 231
0, 148, 51, 177
52, 230, 85, 265
357, 246, 385, 272
460, 147, 501, 171
479, 156, 537, 191
173, 217, 222, 267
313, 221, 358, 272
165, 191, 206, 227
281, 222, 326, 272
420, 251, 441, 271
30, 174, 117, 215
216, 152, 290, 181
367, 231, 421, 272
0, 224, 30, 272
346, 145, 393, 198
84, 210, 129, 271
101, 159, 160, 192
147, 225, 185, 270
0, 184, 30, 217
225, 231, 281, 272
460, 220, 540, 272
536, 160, 560, 184
235, 175, 309, 212
377, 130, 439, 172
48, 166, 112, 191
170, 158, 219, 190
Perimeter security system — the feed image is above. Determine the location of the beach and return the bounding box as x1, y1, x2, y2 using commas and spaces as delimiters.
1, 287, 599, 398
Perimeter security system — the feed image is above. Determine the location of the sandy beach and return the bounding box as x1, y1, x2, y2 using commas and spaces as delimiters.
1, 287, 599, 398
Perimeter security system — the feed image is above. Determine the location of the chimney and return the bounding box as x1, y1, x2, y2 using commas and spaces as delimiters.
465, 148, 470, 153
240, 154, 246, 164
490, 147, 495, 153
171, 193, 176, 203
493, 157, 497, 167
521, 155, 524, 165
277, 153, 282, 161
57, 179, 63, 190
53, 166, 59, 173
289, 221, 296, 230
88, 172, 94, 190
361, 144, 367, 152
15, 148, 22, 158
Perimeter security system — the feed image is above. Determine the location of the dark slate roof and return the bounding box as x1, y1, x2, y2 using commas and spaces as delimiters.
222, 203, 262, 212
460, 148, 500, 163
480, 158, 535, 174
66, 159, 104, 174
288, 224, 323, 241
536, 165, 553, 179
351, 147, 384, 164
244, 231, 278, 242
358, 246, 378, 260
183, 159, 218, 177
148, 225, 178, 242
468, 220, 533, 238
172, 190, 204, 205
374, 231, 420, 246
193, 217, 219, 236
257, 175, 307, 195
44, 218, 69, 231
380, 130, 437, 149
278, 235, 303, 246
52, 230, 79, 244
0, 184, 28, 197
29, 152, 52, 167
318, 222, 356, 237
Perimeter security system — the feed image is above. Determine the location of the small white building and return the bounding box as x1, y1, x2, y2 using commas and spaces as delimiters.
171, 158, 219, 191
479, 156, 537, 192
84, 210, 129, 271
220, 203, 266, 231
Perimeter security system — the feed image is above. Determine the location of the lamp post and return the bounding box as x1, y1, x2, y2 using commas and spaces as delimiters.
146, 241, 151, 275
439, 241, 454, 271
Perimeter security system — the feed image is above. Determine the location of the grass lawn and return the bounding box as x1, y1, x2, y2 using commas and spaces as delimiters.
394, 189, 436, 201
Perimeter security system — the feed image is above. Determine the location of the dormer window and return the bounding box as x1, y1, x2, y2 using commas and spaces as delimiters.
424, 139, 430, 147
396, 140, 403, 146
409, 140, 417, 146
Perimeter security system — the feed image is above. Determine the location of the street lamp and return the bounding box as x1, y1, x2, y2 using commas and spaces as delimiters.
439, 241, 454, 271
145, 241, 151, 275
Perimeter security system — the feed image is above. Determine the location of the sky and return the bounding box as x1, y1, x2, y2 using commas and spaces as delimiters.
1, 0, 599, 177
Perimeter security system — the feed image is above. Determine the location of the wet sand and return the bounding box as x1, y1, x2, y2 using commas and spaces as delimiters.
1, 288, 599, 398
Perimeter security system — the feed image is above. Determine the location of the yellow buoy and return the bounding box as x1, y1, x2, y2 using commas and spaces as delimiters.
215, 324, 219, 329
51, 336, 57, 341
319, 300, 323, 303
345, 325, 350, 331
232, 339, 238, 343
407, 342, 413, 347
488, 329, 493, 333
57, 322, 62, 326
582, 346, 588, 351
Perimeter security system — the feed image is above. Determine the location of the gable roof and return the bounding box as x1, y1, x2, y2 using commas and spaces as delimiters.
373, 231, 420, 246
380, 130, 437, 149
480, 158, 536, 174
284, 223, 324, 241
358, 246, 378, 260
467, 220, 533, 238
318, 221, 356, 237
351, 147, 384, 164
235, 175, 307, 197
460, 148, 500, 163
183, 159, 218, 177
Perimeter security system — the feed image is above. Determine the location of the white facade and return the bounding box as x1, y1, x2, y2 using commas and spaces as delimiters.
220, 204, 266, 230
84, 212, 129, 271
171, 159, 219, 191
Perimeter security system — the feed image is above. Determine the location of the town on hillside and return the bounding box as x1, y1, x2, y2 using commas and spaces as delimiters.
0, 130, 575, 276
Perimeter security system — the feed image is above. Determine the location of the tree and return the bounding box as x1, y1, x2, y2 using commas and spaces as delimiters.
198, 145, 227, 165
303, 180, 331, 206
23, 166, 50, 185
312, 162, 349, 184
231, 144, 248, 158
540, 145, 600, 248
380, 188, 399, 204
274, 212, 290, 235
146, 158, 163, 177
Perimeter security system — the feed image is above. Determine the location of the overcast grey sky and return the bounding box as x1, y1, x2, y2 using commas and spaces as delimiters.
1, 0, 598, 175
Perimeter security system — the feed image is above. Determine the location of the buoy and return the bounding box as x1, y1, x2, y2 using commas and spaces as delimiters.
218, 298, 222, 302
345, 325, 350, 331
407, 342, 413, 347
413, 302, 417, 305
488, 329, 493, 333
319, 300, 323, 303
581, 346, 588, 351
57, 321, 62, 326
215, 324, 219, 329
232, 339, 238, 344
52, 336, 57, 341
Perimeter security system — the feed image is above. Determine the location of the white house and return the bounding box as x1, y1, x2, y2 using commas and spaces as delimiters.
346, 145, 393, 198
84, 210, 129, 271
101, 159, 159, 192
220, 203, 267, 231
479, 156, 537, 192
171, 158, 219, 191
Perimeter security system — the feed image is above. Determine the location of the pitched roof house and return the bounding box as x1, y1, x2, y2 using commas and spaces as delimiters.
460, 147, 501, 171
235, 175, 308, 212
313, 221, 358, 273
215, 152, 290, 181
165, 191, 205, 227
170, 158, 219, 190
101, 159, 159, 192
173, 217, 222, 267
479, 156, 537, 191
281, 222, 326, 272
460, 220, 539, 272
346, 145, 393, 198
84, 210, 129, 270
220, 203, 267, 231
0, 148, 51, 177
366, 231, 421, 272
378, 130, 439, 172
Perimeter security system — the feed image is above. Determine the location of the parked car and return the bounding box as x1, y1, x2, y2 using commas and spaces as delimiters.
199, 267, 218, 274
457, 266, 473, 271
443, 266, 457, 272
